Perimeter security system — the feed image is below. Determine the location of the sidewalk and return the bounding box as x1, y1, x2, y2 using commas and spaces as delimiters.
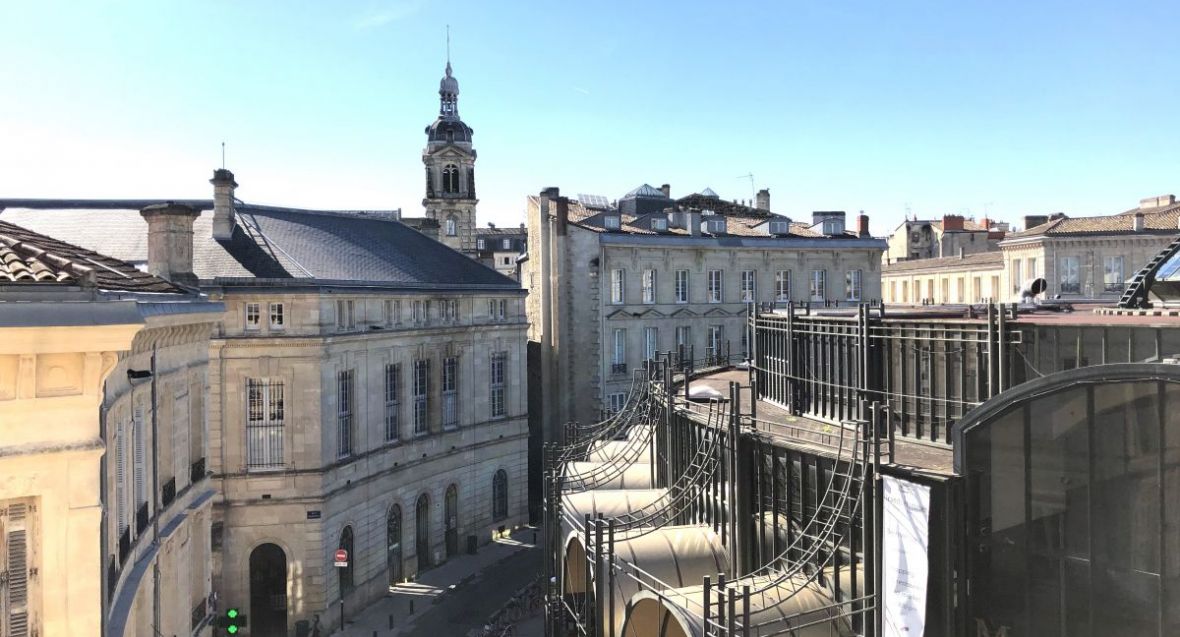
334, 527, 540, 636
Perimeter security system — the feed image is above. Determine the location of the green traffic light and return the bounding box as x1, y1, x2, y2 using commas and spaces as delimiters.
227, 626, 238, 634
227, 609, 239, 619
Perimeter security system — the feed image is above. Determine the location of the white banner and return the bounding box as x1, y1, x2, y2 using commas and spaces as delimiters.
882, 475, 931, 637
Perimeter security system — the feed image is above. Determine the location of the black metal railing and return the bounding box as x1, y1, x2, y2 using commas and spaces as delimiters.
136, 502, 149, 535
118, 528, 131, 564
107, 556, 118, 601
191, 600, 208, 631
190, 457, 206, 484
161, 477, 176, 508
611, 362, 627, 374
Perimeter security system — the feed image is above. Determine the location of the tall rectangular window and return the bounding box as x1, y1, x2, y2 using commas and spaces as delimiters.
1012, 260, 1023, 293
810, 270, 826, 301
384, 364, 400, 441
1027, 257, 1038, 279
442, 356, 458, 429
676, 325, 691, 351
612, 328, 627, 373
414, 300, 425, 323
1059, 256, 1080, 294
1104, 256, 1124, 293
741, 270, 756, 302
115, 420, 128, 533
644, 327, 658, 362
502, 238, 511, 250
775, 270, 791, 301
269, 303, 285, 330
384, 300, 395, 326
607, 393, 626, 415
845, 269, 862, 301
611, 269, 625, 304
498, 299, 508, 320
642, 269, 656, 304
245, 303, 261, 330
337, 370, 354, 457
675, 270, 689, 304
246, 379, 285, 470
134, 406, 146, 513
708, 269, 723, 303
490, 352, 507, 418
413, 359, 430, 434
708, 325, 724, 360
336, 300, 355, 330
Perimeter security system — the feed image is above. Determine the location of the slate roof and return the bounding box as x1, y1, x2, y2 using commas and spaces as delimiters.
0, 200, 518, 290
622, 184, 669, 199
0, 220, 182, 293
1005, 205, 1180, 240
882, 251, 1004, 274
675, 193, 774, 218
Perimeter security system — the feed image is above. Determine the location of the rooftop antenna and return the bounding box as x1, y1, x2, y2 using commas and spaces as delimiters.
446, 24, 451, 65
736, 173, 755, 200
221, 141, 226, 169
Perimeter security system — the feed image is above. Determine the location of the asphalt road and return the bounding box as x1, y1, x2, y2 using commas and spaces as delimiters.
403, 542, 541, 637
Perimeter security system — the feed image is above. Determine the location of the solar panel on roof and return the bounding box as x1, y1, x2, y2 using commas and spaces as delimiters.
578, 194, 611, 210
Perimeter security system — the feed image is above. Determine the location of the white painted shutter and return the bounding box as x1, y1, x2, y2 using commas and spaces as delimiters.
174, 389, 190, 487
3, 502, 30, 637
115, 423, 126, 533
133, 406, 146, 514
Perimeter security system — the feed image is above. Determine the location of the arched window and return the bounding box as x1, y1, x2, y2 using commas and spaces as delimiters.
387, 505, 402, 583
445, 216, 457, 236
416, 493, 431, 571
338, 525, 355, 595
443, 164, 460, 194
493, 469, 508, 521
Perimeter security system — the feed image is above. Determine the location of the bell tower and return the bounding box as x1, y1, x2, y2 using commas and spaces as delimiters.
423, 46, 477, 255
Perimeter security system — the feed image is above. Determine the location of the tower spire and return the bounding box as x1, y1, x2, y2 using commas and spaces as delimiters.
446, 24, 451, 68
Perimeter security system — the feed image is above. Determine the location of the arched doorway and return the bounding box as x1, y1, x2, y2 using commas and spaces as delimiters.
445, 484, 459, 558
249, 543, 287, 637
338, 526, 354, 596
387, 504, 403, 584
416, 493, 431, 571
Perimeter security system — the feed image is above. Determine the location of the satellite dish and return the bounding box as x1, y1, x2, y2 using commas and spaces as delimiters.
687, 384, 726, 402
1020, 277, 1047, 301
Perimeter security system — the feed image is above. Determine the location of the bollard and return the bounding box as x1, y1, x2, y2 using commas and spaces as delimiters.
409, 600, 414, 615
388, 614, 393, 629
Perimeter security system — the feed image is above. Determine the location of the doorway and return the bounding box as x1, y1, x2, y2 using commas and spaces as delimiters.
416, 493, 431, 571
387, 505, 403, 584
249, 543, 287, 637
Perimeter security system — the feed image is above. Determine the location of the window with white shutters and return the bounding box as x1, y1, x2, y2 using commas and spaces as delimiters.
246, 379, 285, 470
1, 499, 32, 637
173, 386, 190, 488
133, 406, 146, 517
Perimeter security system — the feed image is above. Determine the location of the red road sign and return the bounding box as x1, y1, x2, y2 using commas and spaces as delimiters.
334, 549, 348, 567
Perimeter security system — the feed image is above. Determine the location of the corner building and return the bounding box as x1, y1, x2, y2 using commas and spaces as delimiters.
2, 170, 528, 636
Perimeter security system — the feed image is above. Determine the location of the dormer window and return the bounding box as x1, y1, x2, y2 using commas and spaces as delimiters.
706, 218, 726, 234
651, 218, 667, 231
604, 215, 621, 230
769, 220, 789, 235
823, 219, 844, 235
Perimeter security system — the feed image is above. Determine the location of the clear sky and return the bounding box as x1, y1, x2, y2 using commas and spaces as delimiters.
2, 0, 1179, 233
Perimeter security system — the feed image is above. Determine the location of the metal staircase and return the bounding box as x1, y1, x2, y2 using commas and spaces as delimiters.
1117, 233, 1180, 308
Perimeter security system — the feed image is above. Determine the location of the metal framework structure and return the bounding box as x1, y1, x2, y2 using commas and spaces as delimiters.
542, 351, 888, 637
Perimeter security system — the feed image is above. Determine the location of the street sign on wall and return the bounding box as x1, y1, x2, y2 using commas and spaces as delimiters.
334, 549, 349, 568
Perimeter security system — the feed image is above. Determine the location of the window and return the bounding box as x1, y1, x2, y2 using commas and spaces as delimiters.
775, 270, 791, 302
741, 270, 756, 302
990, 276, 1000, 300
246, 379, 285, 470
477, 239, 486, 250
708, 269, 723, 303
612, 328, 627, 373
902, 281, 909, 303
675, 325, 691, 351
413, 300, 424, 323
499, 299, 508, 320
490, 352, 507, 418
384, 364, 400, 442
442, 164, 460, 194
1059, 256, 1080, 294
822, 218, 844, 235
611, 269, 625, 304
492, 470, 509, 521
606, 392, 627, 415
941, 279, 949, 303
845, 270, 862, 302
337, 370, 354, 457
502, 238, 511, 250
336, 300, 355, 331
642, 269, 656, 304
604, 215, 621, 230
651, 217, 667, 231
413, 359, 430, 435
810, 270, 826, 301
1104, 256, 1125, 293
134, 406, 146, 515
708, 325, 724, 361
644, 327, 658, 362
769, 220, 789, 235
956, 276, 965, 303
445, 217, 457, 236
1012, 260, 1024, 293
245, 303, 261, 330
442, 299, 458, 322
675, 270, 689, 304
268, 303, 284, 330
501, 256, 512, 266
441, 356, 458, 429
338, 526, 355, 594
1027, 257, 1038, 279
115, 420, 128, 533
706, 218, 725, 234
424, 300, 432, 323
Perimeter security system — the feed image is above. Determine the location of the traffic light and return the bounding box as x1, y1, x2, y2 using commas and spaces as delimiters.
213, 608, 247, 634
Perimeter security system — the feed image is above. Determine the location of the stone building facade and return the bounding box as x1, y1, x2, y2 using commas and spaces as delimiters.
475, 224, 527, 279
883, 214, 1007, 264
423, 60, 478, 255
881, 252, 1005, 304
0, 220, 222, 637
523, 185, 886, 430
1, 169, 528, 636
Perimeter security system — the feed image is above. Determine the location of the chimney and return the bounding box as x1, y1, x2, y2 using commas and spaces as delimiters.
554, 196, 570, 236
1133, 211, 1146, 231
688, 209, 702, 237
660, 184, 671, 198
755, 188, 770, 211
1023, 214, 1049, 230
856, 211, 870, 238
1140, 194, 1176, 210
941, 214, 965, 231
140, 202, 200, 285
211, 168, 237, 240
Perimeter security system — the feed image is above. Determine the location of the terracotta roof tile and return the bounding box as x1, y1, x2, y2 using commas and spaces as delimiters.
1006, 205, 1180, 239
882, 251, 1004, 274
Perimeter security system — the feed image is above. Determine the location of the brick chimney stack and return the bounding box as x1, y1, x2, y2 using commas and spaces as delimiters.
140, 202, 200, 285
211, 168, 238, 240
856, 211, 871, 238
660, 184, 671, 198
941, 214, 965, 231
755, 188, 770, 211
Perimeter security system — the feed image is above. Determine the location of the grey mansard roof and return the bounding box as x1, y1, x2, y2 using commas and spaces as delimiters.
0, 199, 518, 290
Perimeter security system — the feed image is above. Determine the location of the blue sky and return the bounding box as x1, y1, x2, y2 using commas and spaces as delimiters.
2, 0, 1179, 232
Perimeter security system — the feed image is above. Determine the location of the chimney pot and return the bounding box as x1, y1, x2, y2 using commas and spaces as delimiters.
1133, 211, 1146, 232
755, 188, 770, 211
211, 169, 238, 240
660, 184, 671, 198
140, 202, 200, 285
